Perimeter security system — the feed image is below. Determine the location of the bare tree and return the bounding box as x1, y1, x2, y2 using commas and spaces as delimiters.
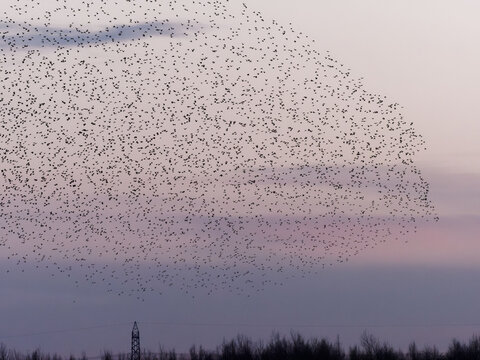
0, 344, 8, 360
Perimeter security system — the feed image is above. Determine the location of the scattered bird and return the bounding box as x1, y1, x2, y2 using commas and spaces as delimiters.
0, 0, 437, 297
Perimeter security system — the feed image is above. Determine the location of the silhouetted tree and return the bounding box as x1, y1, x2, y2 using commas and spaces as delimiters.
218, 335, 258, 360
445, 336, 480, 360
189, 346, 215, 360
101, 351, 113, 360
117, 353, 128, 360
157, 347, 176, 360
10, 349, 24, 360
0, 344, 8, 360
27, 349, 41, 360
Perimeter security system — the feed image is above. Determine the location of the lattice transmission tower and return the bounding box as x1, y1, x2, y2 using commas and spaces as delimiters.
131, 321, 140, 360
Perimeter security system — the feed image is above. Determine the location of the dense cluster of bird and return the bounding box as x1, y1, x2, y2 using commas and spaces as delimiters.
0, 0, 437, 297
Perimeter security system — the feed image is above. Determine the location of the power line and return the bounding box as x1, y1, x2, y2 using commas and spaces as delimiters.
140, 320, 480, 329
2, 320, 480, 341
0, 322, 132, 340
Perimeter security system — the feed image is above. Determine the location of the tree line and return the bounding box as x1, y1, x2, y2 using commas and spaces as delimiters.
2, 332, 480, 360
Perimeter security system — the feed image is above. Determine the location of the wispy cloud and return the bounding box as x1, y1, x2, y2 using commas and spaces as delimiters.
0, 20, 200, 49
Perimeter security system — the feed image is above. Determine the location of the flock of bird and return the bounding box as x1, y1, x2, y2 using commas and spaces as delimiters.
0, 0, 437, 297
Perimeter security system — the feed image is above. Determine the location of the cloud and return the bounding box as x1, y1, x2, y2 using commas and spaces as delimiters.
0, 20, 199, 49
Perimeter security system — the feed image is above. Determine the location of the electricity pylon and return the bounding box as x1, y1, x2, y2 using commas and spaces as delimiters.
131, 321, 140, 360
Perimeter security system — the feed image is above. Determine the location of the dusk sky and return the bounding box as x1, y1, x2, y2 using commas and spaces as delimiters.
1, 0, 479, 356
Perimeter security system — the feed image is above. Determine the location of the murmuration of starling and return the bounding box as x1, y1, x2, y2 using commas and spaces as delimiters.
0, 0, 437, 298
